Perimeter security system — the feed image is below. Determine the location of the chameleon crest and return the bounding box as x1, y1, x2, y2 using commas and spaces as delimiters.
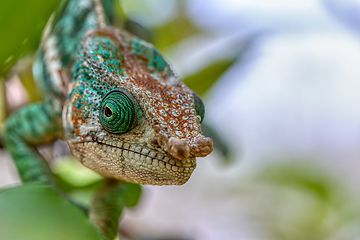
64, 28, 213, 185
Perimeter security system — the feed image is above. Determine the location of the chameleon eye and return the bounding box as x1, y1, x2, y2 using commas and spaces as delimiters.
100, 90, 135, 134
104, 106, 113, 118
192, 91, 205, 123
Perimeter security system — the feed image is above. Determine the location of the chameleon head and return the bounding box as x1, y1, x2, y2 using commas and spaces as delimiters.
63, 27, 213, 185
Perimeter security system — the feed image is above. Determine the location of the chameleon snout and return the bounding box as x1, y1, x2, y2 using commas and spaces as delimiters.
190, 135, 213, 158
168, 137, 190, 161
167, 135, 213, 160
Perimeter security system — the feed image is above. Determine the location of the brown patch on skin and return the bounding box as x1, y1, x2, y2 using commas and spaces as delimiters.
71, 105, 83, 135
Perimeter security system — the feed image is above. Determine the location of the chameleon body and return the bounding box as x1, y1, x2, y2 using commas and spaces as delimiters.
3, 0, 213, 239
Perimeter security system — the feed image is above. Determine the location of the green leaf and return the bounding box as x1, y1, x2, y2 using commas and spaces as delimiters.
0, 185, 102, 240
122, 182, 142, 207
183, 33, 257, 97
0, 0, 61, 76
183, 59, 235, 96
153, 1, 202, 50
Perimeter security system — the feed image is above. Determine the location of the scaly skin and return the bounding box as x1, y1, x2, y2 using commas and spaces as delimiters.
3, 0, 213, 239
66, 27, 213, 185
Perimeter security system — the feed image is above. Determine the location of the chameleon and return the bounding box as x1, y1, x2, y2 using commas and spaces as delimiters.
3, 0, 213, 239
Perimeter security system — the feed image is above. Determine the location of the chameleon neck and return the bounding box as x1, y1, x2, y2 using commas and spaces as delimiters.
33, 0, 114, 101
50, 0, 114, 68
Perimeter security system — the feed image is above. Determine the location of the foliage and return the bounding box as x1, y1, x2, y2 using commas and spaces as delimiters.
0, 185, 102, 240
0, 0, 61, 76
54, 157, 142, 207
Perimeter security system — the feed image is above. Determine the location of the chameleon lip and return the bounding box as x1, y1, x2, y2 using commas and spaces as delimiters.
74, 140, 196, 171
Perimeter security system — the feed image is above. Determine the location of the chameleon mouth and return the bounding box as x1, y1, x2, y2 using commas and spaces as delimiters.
79, 139, 196, 174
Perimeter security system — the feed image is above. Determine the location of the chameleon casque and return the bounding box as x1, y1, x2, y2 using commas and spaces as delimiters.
3, 0, 213, 239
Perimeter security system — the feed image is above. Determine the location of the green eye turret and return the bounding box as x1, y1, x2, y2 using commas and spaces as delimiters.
100, 90, 136, 134
192, 91, 205, 123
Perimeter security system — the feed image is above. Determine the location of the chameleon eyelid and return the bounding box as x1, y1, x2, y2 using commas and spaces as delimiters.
99, 88, 142, 134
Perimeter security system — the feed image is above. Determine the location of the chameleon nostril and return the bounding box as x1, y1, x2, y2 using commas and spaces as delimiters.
190, 136, 213, 157
167, 137, 190, 161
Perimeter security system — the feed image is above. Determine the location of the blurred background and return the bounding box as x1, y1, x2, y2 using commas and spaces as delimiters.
2, 0, 360, 239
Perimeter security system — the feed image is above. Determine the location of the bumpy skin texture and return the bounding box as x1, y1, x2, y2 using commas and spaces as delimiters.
64, 28, 213, 185
3, 0, 213, 239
